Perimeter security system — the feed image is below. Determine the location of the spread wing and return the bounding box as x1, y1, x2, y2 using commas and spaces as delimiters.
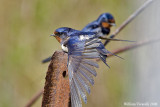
67, 35, 101, 107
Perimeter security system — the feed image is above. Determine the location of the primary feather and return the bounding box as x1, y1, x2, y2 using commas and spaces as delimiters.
66, 32, 111, 107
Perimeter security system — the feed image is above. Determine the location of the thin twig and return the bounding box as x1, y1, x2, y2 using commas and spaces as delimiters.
25, 89, 44, 107
104, 0, 154, 46
107, 38, 160, 57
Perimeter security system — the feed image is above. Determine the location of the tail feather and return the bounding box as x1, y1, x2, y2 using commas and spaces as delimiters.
42, 56, 52, 63
99, 37, 135, 42
106, 50, 124, 60
99, 54, 110, 68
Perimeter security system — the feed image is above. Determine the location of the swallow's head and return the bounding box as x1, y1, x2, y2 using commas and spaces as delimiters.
51, 27, 72, 43
97, 13, 116, 29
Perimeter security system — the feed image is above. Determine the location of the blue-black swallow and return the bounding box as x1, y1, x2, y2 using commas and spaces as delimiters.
51, 27, 120, 107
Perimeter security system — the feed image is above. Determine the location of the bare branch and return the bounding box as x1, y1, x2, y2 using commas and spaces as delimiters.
107, 38, 160, 57
104, 0, 154, 46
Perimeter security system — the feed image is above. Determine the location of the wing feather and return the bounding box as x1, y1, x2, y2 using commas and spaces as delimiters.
82, 59, 99, 68
67, 35, 102, 106
80, 63, 97, 76
70, 80, 82, 107
73, 75, 87, 103
76, 73, 91, 94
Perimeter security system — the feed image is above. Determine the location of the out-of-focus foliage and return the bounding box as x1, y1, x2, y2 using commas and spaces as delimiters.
1, 0, 156, 107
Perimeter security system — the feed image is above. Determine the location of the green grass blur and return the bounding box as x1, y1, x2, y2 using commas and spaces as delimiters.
0, 0, 145, 106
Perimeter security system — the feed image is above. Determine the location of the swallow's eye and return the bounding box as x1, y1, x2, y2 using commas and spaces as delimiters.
108, 19, 115, 24
54, 31, 61, 36
92, 25, 98, 29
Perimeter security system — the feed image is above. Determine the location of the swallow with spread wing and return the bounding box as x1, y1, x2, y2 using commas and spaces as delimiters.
51, 27, 120, 107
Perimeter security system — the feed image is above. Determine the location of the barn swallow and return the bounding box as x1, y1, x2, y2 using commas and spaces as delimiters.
51, 27, 118, 107
82, 12, 115, 36
42, 13, 116, 63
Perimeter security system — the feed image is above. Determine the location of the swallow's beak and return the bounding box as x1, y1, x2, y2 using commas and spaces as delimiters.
50, 34, 55, 36
109, 23, 116, 26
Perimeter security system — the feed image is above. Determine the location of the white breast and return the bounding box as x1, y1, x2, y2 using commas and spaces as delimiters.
61, 44, 68, 52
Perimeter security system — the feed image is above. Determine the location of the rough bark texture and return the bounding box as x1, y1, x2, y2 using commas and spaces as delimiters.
42, 51, 71, 107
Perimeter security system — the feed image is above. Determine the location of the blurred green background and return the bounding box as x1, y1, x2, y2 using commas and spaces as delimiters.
1, 0, 159, 107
